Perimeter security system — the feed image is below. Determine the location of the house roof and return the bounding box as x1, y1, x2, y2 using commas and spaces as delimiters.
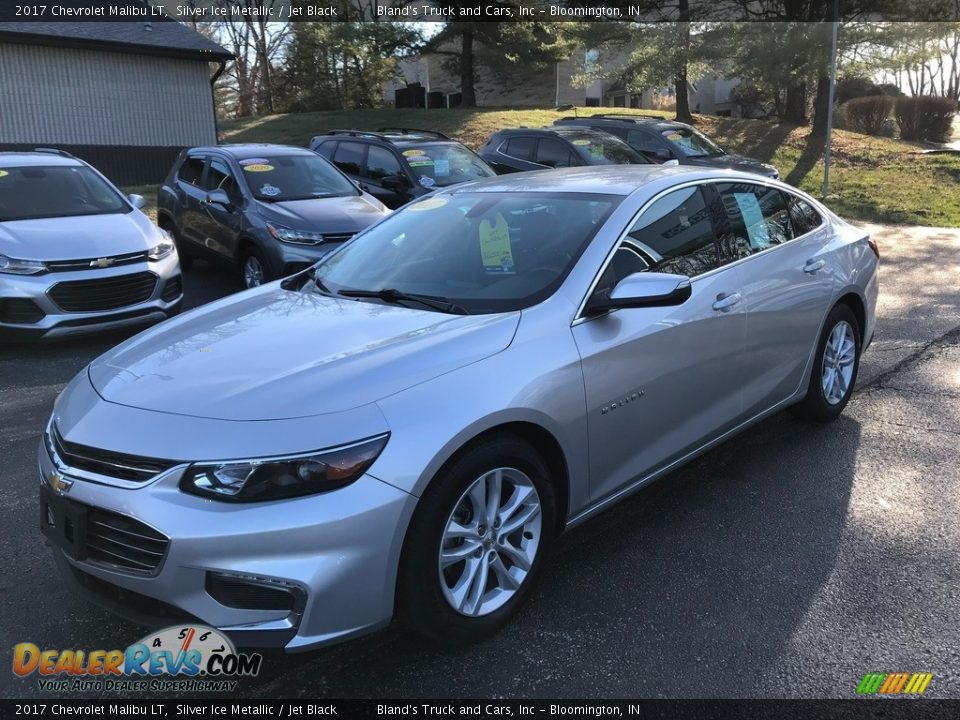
0, 15, 233, 61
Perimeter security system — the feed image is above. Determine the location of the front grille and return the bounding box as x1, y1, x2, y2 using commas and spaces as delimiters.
46, 251, 149, 272
48, 272, 157, 312
323, 233, 354, 244
160, 275, 182, 302
0, 298, 45, 324
85, 505, 169, 575
51, 425, 177, 482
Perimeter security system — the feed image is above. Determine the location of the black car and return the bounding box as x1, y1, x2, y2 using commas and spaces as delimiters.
477, 126, 650, 174
554, 114, 779, 179
309, 129, 496, 209
157, 144, 390, 289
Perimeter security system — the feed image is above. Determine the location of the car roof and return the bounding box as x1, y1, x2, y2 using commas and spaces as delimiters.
189, 144, 318, 160
0, 151, 85, 167
494, 126, 621, 140
557, 116, 691, 132
449, 164, 752, 196
314, 129, 457, 146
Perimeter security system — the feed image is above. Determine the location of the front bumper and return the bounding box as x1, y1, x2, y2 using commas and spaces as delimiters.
0, 256, 182, 341
38, 430, 416, 652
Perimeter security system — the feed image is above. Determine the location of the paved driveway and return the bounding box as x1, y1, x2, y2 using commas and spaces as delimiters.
2, 224, 959, 698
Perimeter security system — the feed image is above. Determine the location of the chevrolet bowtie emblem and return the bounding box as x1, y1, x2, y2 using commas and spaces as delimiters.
90, 257, 115, 268
48, 471, 73, 495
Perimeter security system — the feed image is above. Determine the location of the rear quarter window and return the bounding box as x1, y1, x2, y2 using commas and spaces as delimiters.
785, 193, 825, 236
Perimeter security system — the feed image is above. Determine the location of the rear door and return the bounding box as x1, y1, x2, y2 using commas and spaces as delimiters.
534, 138, 577, 168
572, 184, 748, 502
174, 154, 208, 249
711, 181, 836, 416
362, 145, 413, 208
330, 141, 367, 183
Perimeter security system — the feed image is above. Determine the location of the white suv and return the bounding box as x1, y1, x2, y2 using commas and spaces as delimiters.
0, 149, 182, 341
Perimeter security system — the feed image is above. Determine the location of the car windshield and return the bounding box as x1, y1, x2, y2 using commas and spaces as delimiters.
240, 154, 357, 201
566, 134, 647, 165
661, 128, 724, 157
401, 143, 496, 188
316, 192, 620, 314
0, 165, 129, 222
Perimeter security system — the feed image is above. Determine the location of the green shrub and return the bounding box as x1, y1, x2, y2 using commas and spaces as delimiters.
844, 95, 895, 136
894, 96, 957, 142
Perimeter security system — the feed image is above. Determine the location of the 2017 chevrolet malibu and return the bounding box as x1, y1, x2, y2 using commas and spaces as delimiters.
40, 166, 878, 650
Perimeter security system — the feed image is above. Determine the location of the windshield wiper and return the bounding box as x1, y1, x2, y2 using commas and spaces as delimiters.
338, 288, 468, 315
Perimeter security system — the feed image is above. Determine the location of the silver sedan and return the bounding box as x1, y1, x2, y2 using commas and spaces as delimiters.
39, 165, 878, 650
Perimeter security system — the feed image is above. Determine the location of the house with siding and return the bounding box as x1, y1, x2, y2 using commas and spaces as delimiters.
0, 19, 232, 185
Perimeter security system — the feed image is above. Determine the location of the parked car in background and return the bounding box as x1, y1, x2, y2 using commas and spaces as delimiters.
157, 144, 390, 289
40, 166, 877, 651
0, 149, 182, 341
555, 114, 779, 178
478, 126, 651, 174
310, 128, 497, 209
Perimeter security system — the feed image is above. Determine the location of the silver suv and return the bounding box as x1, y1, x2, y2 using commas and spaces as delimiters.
0, 150, 182, 341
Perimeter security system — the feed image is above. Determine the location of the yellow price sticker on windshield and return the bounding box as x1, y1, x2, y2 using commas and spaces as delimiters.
572, 139, 591, 146
408, 197, 448, 211
0, 170, 8, 177
479, 213, 514, 271
243, 164, 274, 172
402, 149, 426, 157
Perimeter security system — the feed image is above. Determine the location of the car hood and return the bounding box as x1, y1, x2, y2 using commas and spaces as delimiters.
253, 194, 388, 232
88, 285, 520, 421
684, 154, 778, 177
0, 211, 159, 261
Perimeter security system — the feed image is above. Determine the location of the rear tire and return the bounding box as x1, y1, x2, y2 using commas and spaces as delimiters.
791, 303, 861, 422
398, 437, 556, 645
240, 246, 272, 289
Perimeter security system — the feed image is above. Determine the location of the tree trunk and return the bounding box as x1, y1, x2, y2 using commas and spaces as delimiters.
811, 71, 832, 137
674, 3, 693, 123
460, 26, 476, 108
784, 81, 807, 124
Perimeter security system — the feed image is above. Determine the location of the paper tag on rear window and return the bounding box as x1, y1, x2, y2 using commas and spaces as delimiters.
479, 213, 514, 273
733, 192, 770, 249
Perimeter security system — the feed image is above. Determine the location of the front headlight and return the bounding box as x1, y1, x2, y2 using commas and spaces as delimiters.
0, 254, 46, 275
266, 224, 327, 246
179, 434, 389, 502
147, 232, 176, 261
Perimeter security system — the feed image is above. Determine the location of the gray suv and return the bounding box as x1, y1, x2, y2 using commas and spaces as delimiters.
157, 144, 390, 288
0, 150, 182, 341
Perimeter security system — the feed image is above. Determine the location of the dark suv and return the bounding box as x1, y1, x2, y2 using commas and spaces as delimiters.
478, 126, 649, 174
157, 144, 390, 288
309, 129, 496, 209
554, 114, 778, 179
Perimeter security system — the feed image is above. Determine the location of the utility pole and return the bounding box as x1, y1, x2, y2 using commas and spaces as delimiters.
822, 0, 840, 198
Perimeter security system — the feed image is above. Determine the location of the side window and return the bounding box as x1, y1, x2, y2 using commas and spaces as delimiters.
177, 156, 205, 186
503, 137, 536, 161
204, 159, 241, 203
623, 186, 719, 278
332, 141, 366, 175
714, 182, 794, 263
535, 138, 575, 168
366, 146, 405, 182
314, 141, 337, 160
626, 130, 670, 160
785, 193, 824, 236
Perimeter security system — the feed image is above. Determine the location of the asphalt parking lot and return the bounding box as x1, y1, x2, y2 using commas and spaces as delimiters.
2, 224, 959, 699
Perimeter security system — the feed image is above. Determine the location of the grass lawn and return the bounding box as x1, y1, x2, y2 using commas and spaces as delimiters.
128, 107, 960, 227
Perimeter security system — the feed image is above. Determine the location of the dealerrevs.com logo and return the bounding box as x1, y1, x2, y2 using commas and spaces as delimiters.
856, 672, 933, 696
12, 625, 262, 692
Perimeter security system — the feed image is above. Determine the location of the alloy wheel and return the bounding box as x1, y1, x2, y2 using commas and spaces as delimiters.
243, 255, 264, 288
821, 320, 856, 405
438, 467, 542, 617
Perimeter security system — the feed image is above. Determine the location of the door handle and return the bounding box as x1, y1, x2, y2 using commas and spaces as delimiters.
712, 292, 741, 312
803, 258, 826, 274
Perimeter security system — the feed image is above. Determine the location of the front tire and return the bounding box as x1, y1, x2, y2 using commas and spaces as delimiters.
398, 437, 556, 645
791, 303, 861, 422
240, 246, 271, 289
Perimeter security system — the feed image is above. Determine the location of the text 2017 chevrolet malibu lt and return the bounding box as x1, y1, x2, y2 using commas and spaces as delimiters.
40, 166, 878, 650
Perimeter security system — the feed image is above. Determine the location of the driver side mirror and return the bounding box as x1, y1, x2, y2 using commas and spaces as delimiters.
205, 189, 231, 207
382, 175, 411, 192
586, 272, 692, 314
654, 148, 675, 161
127, 194, 146, 210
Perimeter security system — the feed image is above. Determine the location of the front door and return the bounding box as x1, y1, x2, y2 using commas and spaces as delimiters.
572, 185, 747, 502
197, 158, 244, 261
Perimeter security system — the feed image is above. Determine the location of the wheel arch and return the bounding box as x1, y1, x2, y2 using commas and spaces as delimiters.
835, 290, 866, 341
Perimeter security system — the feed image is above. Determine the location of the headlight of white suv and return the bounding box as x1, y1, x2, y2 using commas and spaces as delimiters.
0, 254, 46, 275
179, 434, 390, 502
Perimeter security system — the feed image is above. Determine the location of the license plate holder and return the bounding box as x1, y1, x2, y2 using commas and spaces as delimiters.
40, 484, 88, 561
